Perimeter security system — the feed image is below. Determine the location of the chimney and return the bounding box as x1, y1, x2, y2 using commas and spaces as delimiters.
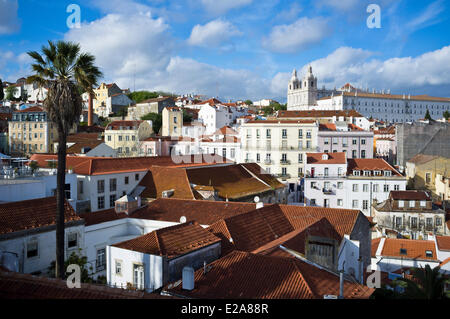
88, 93, 93, 126
182, 266, 195, 290
339, 270, 344, 299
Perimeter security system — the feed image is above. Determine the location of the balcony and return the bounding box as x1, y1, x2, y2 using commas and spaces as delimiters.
264, 159, 273, 165
245, 159, 253, 163
280, 160, 291, 165
322, 188, 334, 195
275, 173, 291, 180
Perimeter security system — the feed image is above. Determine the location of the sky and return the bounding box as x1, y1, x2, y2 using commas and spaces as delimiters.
1, 0, 450, 102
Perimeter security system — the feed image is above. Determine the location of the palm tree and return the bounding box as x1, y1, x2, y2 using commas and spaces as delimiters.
27, 41, 102, 279
398, 265, 448, 299
0, 79, 4, 101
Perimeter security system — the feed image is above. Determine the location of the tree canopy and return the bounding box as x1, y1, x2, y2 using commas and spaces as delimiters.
141, 112, 162, 134
128, 90, 175, 103
425, 109, 432, 120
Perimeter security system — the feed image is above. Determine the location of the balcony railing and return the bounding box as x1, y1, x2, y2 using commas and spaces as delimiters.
322, 188, 334, 195
275, 173, 291, 180
264, 159, 273, 165
280, 160, 291, 165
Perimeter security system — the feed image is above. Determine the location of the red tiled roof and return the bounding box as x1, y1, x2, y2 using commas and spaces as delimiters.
106, 120, 143, 130
347, 158, 402, 176
371, 237, 382, 257
29, 154, 232, 175
15, 106, 45, 113
112, 221, 220, 259
407, 154, 440, 165
130, 198, 259, 225
139, 167, 195, 200
185, 163, 285, 200
436, 236, 450, 252
341, 91, 450, 102
164, 251, 373, 299
246, 119, 316, 124
79, 208, 128, 227
307, 152, 346, 164
0, 270, 168, 299
277, 110, 363, 118
0, 197, 82, 235
379, 238, 438, 261
212, 126, 238, 136
389, 190, 431, 201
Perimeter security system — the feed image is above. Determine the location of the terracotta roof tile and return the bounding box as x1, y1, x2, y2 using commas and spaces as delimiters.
347, 158, 402, 176
277, 110, 363, 118
79, 208, 128, 227
0, 197, 82, 235
112, 221, 220, 258
164, 251, 373, 299
0, 270, 169, 299
307, 152, 347, 164
389, 190, 431, 201
379, 238, 438, 261
106, 120, 143, 130
131, 198, 258, 226
436, 236, 450, 252
139, 167, 195, 200
15, 106, 45, 113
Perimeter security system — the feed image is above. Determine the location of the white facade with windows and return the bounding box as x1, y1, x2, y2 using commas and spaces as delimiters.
198, 104, 233, 134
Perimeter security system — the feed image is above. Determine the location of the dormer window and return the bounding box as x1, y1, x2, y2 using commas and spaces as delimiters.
374, 170, 382, 176
400, 248, 407, 255
322, 154, 329, 160
384, 170, 392, 177
425, 250, 433, 258
353, 170, 360, 176
363, 170, 370, 176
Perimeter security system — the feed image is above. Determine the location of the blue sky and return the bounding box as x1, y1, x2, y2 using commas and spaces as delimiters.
1, 0, 450, 101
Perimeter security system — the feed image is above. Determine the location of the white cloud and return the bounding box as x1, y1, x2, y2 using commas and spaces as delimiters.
271, 46, 450, 97
0, 0, 20, 34
200, 0, 253, 15
274, 3, 302, 22
187, 19, 242, 47
262, 17, 330, 53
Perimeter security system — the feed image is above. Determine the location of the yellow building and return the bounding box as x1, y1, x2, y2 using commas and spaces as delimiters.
104, 120, 153, 157
92, 83, 123, 116
8, 106, 60, 156
406, 154, 450, 200
162, 107, 183, 137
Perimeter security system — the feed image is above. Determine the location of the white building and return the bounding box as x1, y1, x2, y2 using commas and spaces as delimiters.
304, 154, 407, 215
198, 104, 233, 134
106, 221, 221, 292
287, 66, 318, 110
0, 197, 85, 275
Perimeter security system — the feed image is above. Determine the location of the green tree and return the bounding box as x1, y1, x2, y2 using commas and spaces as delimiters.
27, 40, 102, 279
117, 106, 128, 119
141, 112, 162, 134
48, 250, 94, 283
244, 99, 252, 106
128, 90, 175, 103
263, 106, 274, 116
183, 109, 192, 123
443, 110, 450, 120
5, 85, 18, 101
0, 79, 4, 101
397, 265, 448, 299
424, 109, 432, 120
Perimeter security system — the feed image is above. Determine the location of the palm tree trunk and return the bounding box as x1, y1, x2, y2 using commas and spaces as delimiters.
55, 131, 67, 279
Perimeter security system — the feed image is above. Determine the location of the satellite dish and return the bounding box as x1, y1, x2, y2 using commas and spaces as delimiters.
254, 196, 260, 203
180, 216, 187, 223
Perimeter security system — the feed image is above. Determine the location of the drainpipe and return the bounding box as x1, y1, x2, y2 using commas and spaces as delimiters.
339, 261, 345, 299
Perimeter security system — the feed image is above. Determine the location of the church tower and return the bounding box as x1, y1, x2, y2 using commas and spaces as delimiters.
287, 66, 318, 110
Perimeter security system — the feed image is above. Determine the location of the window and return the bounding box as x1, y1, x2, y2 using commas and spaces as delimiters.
395, 217, 402, 227
230, 148, 235, 158
98, 196, 105, 209
27, 241, 38, 258
256, 153, 260, 162
222, 148, 226, 158
133, 264, 144, 290
125, 176, 129, 184
298, 129, 303, 138
310, 199, 316, 205
352, 184, 358, 192
353, 170, 360, 176
394, 185, 400, 191
337, 182, 343, 189
352, 139, 357, 145
110, 178, 117, 192
107, 135, 111, 142
352, 150, 357, 158
79, 180, 84, 194
118, 135, 123, 141
384, 185, 389, 192
363, 200, 369, 210
361, 139, 366, 145
324, 168, 329, 177
282, 129, 287, 138
425, 250, 433, 258
361, 150, 366, 158
135, 173, 139, 181
337, 199, 343, 206
426, 218, 433, 227
97, 180, 105, 194
373, 184, 379, 192
409, 200, 415, 208
67, 233, 78, 248
400, 248, 407, 255
96, 248, 106, 272
436, 217, 442, 226
398, 200, 404, 208
306, 130, 311, 139
425, 172, 431, 184
266, 129, 271, 138
110, 194, 116, 208
115, 260, 122, 275
125, 135, 130, 141
411, 217, 418, 228
352, 200, 359, 208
